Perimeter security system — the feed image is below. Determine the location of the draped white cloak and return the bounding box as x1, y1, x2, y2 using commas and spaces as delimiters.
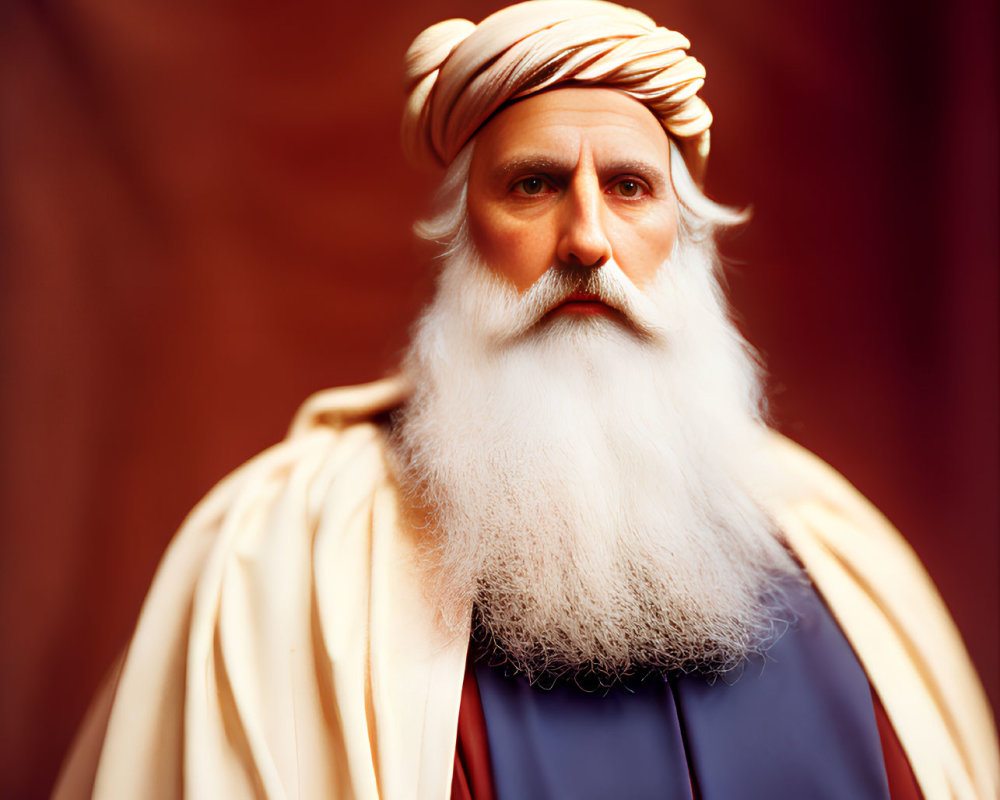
54, 377, 998, 800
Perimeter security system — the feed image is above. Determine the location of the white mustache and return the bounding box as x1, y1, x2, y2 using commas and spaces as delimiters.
501, 262, 668, 342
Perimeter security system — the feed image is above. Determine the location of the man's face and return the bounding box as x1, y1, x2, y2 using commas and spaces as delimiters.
466, 87, 679, 319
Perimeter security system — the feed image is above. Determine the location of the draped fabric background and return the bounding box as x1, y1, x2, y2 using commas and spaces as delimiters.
0, 0, 995, 796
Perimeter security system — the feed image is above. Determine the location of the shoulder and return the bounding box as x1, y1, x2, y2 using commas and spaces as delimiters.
757, 431, 900, 537
187, 375, 413, 541
756, 431, 998, 800
157, 376, 413, 571
57, 377, 416, 799
286, 375, 412, 437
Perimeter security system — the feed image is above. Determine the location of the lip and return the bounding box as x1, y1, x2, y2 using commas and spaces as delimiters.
549, 292, 615, 318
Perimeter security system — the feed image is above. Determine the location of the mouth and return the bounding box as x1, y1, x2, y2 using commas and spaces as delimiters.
547, 291, 617, 319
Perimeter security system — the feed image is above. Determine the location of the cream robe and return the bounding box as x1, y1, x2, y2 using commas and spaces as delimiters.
54, 377, 998, 800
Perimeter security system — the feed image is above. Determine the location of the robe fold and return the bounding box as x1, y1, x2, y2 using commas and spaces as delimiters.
54, 377, 998, 800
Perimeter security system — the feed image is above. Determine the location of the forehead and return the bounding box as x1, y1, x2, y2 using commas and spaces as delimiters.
470, 87, 672, 172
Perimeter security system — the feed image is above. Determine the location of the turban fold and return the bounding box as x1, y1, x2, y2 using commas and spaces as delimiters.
402, 0, 713, 184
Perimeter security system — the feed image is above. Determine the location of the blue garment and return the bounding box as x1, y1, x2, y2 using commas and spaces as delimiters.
474, 581, 891, 799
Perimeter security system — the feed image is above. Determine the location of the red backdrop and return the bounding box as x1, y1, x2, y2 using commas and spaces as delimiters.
1, 1, 996, 796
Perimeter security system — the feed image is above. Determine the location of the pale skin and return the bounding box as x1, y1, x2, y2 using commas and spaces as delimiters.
466, 87, 680, 318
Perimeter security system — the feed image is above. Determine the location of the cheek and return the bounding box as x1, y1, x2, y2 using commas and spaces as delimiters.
468, 208, 554, 292
615, 211, 678, 287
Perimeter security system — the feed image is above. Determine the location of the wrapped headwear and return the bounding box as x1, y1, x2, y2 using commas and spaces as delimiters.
402, 0, 713, 184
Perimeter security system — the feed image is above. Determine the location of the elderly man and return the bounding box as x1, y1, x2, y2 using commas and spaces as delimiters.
56, 1, 996, 798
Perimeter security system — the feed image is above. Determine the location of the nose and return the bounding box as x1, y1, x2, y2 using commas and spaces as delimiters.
556, 173, 612, 269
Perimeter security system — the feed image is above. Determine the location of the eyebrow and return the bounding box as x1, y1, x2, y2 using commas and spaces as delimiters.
493, 155, 669, 188
494, 156, 574, 181
604, 160, 669, 188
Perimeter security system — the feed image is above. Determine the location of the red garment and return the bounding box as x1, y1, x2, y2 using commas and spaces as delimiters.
451, 661, 496, 800
872, 688, 924, 800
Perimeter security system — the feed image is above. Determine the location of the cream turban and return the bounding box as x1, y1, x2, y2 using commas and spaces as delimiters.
402, 0, 713, 183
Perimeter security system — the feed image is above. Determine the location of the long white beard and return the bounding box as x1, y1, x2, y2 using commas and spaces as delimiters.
392, 235, 801, 682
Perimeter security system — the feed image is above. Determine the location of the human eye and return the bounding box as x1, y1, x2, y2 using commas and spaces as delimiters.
609, 177, 648, 199
511, 176, 552, 196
